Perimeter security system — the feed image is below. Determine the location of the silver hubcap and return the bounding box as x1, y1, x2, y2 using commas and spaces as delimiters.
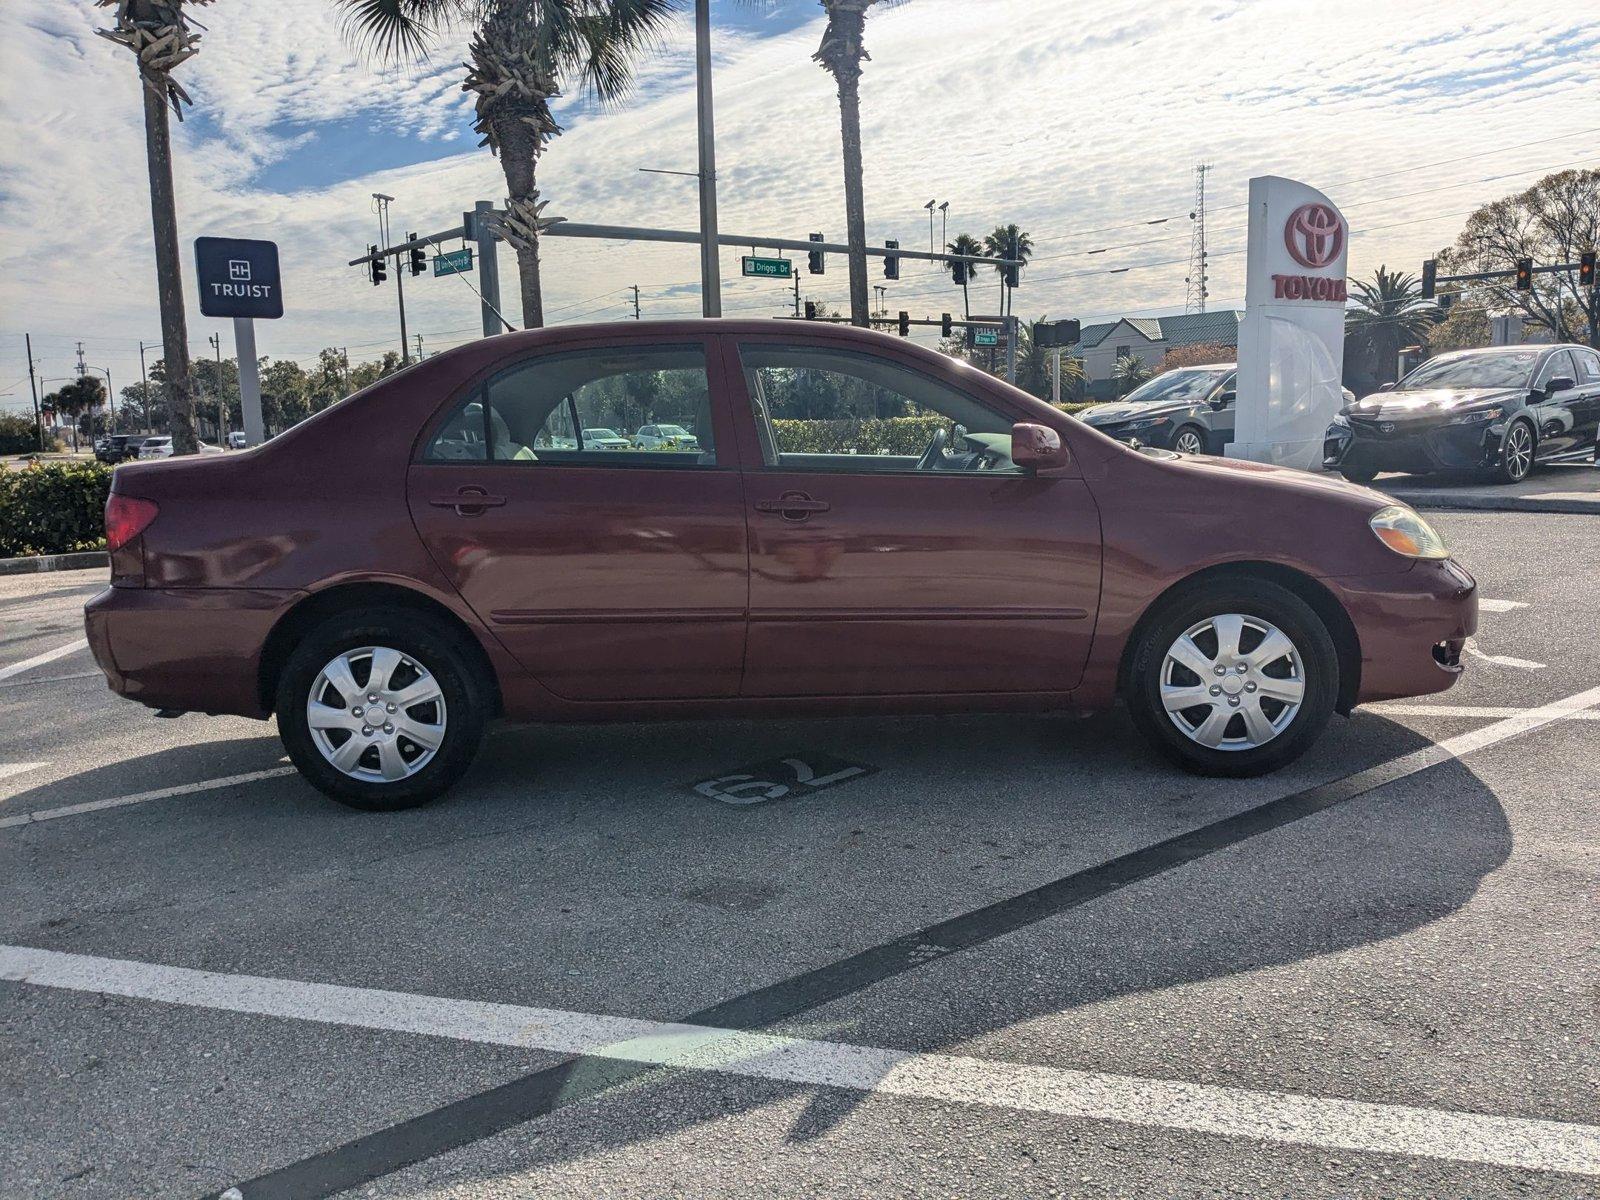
1161, 614, 1305, 751
306, 646, 447, 782
1505, 426, 1531, 477
1175, 431, 1202, 454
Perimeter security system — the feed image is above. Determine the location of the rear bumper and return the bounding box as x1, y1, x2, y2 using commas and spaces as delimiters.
84, 585, 299, 718
1328, 558, 1478, 704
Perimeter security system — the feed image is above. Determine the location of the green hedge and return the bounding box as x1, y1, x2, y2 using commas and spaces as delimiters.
771, 407, 1093, 456
0, 461, 112, 557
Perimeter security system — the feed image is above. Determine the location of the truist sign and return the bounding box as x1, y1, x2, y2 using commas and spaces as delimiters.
1228, 178, 1350, 471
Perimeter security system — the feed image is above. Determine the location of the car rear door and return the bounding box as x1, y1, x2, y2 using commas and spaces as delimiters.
1530, 350, 1585, 456
723, 334, 1102, 698
406, 334, 748, 702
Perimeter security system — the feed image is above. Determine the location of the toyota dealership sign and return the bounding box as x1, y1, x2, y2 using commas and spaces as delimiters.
1227, 178, 1350, 471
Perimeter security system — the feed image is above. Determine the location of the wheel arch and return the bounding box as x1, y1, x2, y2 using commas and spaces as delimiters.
258, 581, 503, 717
1117, 561, 1362, 716
1172, 422, 1208, 452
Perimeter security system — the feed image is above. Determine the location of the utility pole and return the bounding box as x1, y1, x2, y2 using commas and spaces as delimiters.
792, 273, 800, 318
694, 0, 722, 318
138, 341, 152, 433
374, 193, 411, 362
208, 332, 226, 443
415, 333, 425, 360
1186, 163, 1211, 314
75, 342, 91, 447
25, 333, 43, 452
938, 202, 949, 259
925, 199, 936, 258
632, 284, 642, 319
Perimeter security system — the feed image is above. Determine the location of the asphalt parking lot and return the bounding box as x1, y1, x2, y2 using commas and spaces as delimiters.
2, 508, 1598, 1199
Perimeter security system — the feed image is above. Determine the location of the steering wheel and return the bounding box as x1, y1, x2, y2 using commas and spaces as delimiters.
916, 426, 949, 470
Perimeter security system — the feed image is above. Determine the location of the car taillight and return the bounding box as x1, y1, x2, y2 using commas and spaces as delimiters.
105, 494, 159, 552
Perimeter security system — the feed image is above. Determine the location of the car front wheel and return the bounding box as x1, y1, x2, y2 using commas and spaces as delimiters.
1172, 426, 1207, 456
1125, 580, 1338, 777
1491, 419, 1535, 484
276, 608, 490, 810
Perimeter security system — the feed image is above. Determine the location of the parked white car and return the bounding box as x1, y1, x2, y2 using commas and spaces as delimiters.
633, 423, 700, 451
137, 437, 224, 459
581, 428, 631, 451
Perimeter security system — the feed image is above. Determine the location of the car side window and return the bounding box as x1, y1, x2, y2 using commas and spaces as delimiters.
735, 343, 1022, 474
423, 345, 717, 467
1574, 349, 1600, 384
1534, 351, 1576, 391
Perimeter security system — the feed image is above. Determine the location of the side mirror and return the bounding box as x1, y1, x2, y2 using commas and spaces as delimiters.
1012, 422, 1069, 470
1212, 389, 1235, 410
1378, 382, 1397, 393
1543, 376, 1575, 397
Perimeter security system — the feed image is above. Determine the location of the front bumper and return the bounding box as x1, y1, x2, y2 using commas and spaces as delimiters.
85, 585, 298, 718
1083, 419, 1177, 449
1324, 417, 1504, 475
1327, 558, 1478, 704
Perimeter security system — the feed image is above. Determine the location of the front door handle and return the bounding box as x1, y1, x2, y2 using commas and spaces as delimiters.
755, 491, 830, 521
429, 486, 506, 516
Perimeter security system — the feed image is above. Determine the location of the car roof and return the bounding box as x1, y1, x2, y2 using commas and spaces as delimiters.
1430, 344, 1575, 358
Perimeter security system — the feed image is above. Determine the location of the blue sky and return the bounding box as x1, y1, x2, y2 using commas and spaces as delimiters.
1, 0, 1597, 412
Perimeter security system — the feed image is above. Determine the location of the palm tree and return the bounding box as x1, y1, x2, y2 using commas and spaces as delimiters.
1112, 353, 1153, 397
814, 0, 887, 328
1346, 266, 1437, 385
340, 0, 677, 329
95, 0, 204, 454
984, 223, 1033, 317
946, 233, 983, 317
1012, 318, 1086, 399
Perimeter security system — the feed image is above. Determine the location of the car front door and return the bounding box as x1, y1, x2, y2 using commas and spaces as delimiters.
725, 337, 1102, 698
1563, 348, 1600, 452
406, 337, 748, 702
1529, 350, 1584, 457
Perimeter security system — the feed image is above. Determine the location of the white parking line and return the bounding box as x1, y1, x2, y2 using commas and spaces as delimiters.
1463, 638, 1547, 670
1372, 703, 1600, 722
1478, 599, 1528, 613
0, 637, 88, 682
0, 763, 49, 784
0, 767, 298, 830
2, 943, 1595, 1177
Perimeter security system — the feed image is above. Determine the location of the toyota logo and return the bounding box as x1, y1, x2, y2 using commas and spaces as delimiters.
1380, 422, 1395, 434
1284, 203, 1345, 269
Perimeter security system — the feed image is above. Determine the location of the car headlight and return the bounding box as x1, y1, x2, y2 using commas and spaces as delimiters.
1126, 415, 1170, 431
1330, 412, 1350, 428
1369, 505, 1450, 560
1449, 405, 1504, 426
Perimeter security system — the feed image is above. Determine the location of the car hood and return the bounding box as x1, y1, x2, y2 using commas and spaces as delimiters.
1345, 386, 1520, 418
1078, 400, 1192, 425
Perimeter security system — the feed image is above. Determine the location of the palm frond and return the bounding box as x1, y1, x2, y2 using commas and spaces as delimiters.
567, 0, 681, 105
338, 0, 460, 64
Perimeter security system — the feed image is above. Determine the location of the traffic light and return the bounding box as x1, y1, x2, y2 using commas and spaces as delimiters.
804, 300, 817, 320
408, 235, 426, 276
368, 246, 386, 286
897, 310, 910, 337
950, 259, 966, 285
1437, 290, 1457, 313
1420, 259, 1436, 300
1514, 257, 1533, 291
883, 239, 900, 280
1581, 250, 1596, 289
941, 312, 952, 338
808, 233, 825, 275
1002, 236, 1021, 288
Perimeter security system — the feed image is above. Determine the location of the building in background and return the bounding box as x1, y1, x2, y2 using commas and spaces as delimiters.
1069, 311, 1243, 398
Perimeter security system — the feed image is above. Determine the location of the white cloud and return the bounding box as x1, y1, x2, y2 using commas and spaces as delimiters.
1, 0, 1597, 408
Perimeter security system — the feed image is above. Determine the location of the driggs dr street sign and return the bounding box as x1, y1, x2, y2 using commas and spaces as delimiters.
194, 237, 283, 320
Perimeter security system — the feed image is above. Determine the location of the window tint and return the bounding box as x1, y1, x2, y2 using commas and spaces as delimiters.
737, 343, 1021, 474
1575, 349, 1600, 383
1402, 351, 1539, 390
424, 345, 716, 467
1535, 350, 1576, 390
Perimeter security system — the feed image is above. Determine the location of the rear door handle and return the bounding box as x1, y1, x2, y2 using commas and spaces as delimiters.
429, 487, 506, 516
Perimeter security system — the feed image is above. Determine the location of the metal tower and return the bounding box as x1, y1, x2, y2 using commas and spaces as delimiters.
1185, 163, 1211, 314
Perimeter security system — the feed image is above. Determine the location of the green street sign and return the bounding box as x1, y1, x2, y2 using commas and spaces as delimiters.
973, 328, 999, 347
742, 255, 793, 278
433, 248, 474, 277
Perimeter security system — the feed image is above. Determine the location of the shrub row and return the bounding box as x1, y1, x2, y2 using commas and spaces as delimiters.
771, 405, 1093, 457
0, 461, 112, 558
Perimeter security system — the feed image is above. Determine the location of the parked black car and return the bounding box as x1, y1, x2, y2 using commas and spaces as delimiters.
94, 435, 146, 464
1325, 344, 1600, 484
1077, 364, 1237, 455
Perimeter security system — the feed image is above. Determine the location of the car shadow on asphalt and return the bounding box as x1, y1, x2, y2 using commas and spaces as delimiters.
0, 707, 1517, 1193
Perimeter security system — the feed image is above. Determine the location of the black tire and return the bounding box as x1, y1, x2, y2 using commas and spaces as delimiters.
276, 607, 490, 810
1124, 579, 1339, 778
1172, 425, 1208, 456
1490, 418, 1535, 484
1339, 465, 1378, 484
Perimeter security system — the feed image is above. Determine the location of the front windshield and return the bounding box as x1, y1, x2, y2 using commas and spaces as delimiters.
1400, 351, 1539, 391
584, 429, 619, 439
1122, 367, 1232, 404
658, 424, 692, 436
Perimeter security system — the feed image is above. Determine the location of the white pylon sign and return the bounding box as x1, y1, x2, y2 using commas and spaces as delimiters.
1227, 177, 1349, 471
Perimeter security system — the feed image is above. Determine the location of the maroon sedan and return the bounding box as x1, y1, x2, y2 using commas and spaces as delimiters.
86, 321, 1476, 810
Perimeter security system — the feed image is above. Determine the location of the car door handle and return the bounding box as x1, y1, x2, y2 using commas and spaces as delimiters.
429, 487, 506, 516
755, 492, 830, 520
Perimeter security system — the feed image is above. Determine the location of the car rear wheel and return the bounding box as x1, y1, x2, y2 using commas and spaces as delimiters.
1125, 579, 1338, 777
1491, 419, 1535, 484
1172, 426, 1207, 456
276, 608, 489, 810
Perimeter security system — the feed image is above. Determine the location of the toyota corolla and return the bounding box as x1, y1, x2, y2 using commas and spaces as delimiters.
86, 321, 1477, 810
